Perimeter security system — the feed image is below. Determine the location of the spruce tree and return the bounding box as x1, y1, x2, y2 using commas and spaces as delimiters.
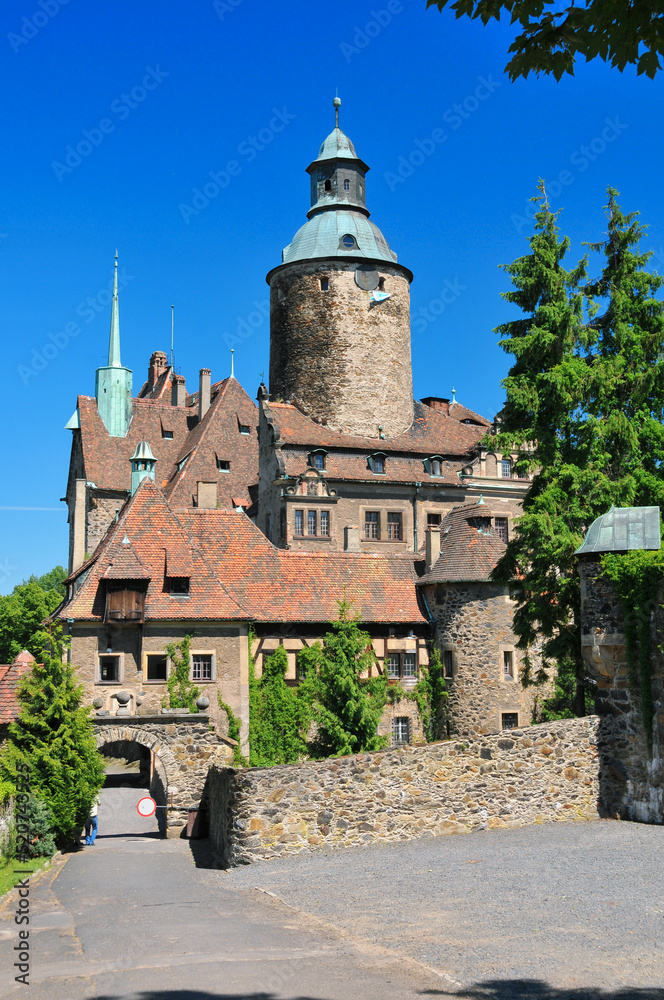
0, 628, 105, 845
308, 601, 387, 757
248, 645, 307, 767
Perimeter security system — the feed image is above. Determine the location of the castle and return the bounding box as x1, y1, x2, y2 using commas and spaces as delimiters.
59, 100, 541, 749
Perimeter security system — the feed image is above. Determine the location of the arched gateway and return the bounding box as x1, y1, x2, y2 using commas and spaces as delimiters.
94, 714, 234, 836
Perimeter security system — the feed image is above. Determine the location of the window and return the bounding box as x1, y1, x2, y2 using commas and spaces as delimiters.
443, 650, 454, 679
310, 451, 326, 470
340, 234, 356, 250
320, 510, 330, 536
239, 424, 251, 435
146, 654, 167, 682
503, 650, 514, 679
343, 179, 350, 191
365, 511, 380, 539
99, 654, 120, 683
192, 653, 213, 681
386, 654, 401, 678
430, 459, 442, 477
162, 429, 173, 439
378, 277, 386, 291
393, 717, 410, 744
217, 458, 230, 472
427, 513, 442, 528
105, 586, 146, 623
495, 517, 509, 543
324, 179, 331, 192
387, 512, 402, 541
295, 509, 304, 535
307, 480, 318, 496
320, 278, 329, 291
501, 459, 512, 478
167, 577, 190, 596
502, 712, 519, 730
373, 455, 385, 474
402, 653, 417, 678
307, 510, 317, 535
469, 516, 492, 533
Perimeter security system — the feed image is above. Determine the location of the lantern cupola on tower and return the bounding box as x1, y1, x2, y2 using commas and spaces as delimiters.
130, 441, 156, 495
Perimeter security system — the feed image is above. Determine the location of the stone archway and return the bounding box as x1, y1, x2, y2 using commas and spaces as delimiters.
94, 716, 234, 836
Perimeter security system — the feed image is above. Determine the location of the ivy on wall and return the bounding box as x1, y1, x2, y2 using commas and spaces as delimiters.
601, 548, 664, 746
165, 634, 200, 712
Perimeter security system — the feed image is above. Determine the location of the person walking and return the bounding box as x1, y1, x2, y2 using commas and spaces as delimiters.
85, 794, 102, 845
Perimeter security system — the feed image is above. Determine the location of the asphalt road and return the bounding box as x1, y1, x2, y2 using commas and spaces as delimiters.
0, 786, 443, 1000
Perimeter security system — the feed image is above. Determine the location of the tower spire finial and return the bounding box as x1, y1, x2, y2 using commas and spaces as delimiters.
230, 348, 235, 379
107, 251, 121, 368
333, 94, 341, 129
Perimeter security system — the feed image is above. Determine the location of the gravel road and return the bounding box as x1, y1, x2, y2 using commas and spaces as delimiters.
220, 818, 664, 997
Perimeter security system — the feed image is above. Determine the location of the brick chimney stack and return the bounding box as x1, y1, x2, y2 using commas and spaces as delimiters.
171, 373, 187, 407
198, 368, 211, 421
425, 526, 442, 573
148, 351, 168, 391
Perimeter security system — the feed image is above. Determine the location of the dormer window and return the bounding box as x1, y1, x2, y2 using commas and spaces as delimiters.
239, 424, 250, 435
162, 429, 173, 440
340, 234, 357, 250
368, 453, 386, 475
343, 179, 350, 191
167, 577, 190, 596
216, 459, 230, 472
309, 450, 326, 471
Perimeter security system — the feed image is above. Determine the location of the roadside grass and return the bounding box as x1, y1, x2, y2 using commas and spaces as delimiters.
0, 856, 52, 898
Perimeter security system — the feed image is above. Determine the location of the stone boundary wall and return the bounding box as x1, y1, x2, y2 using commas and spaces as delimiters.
207, 717, 600, 866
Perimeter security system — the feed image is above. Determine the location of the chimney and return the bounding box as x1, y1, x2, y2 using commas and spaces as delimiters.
197, 481, 218, 509
421, 397, 450, 415
171, 373, 187, 407
425, 526, 442, 573
199, 368, 211, 421
344, 525, 361, 552
148, 351, 168, 391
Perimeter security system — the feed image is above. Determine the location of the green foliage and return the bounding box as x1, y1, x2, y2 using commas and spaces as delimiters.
21, 566, 67, 597
248, 645, 308, 767
165, 634, 200, 712
217, 695, 248, 767
490, 185, 664, 720
425, 0, 664, 80
601, 548, 664, 745
306, 601, 388, 757
0, 628, 105, 846
411, 645, 448, 742
14, 796, 57, 859
0, 582, 63, 663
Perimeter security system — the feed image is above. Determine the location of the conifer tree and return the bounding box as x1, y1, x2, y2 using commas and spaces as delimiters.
0, 628, 105, 845
248, 645, 307, 767
491, 185, 664, 718
307, 601, 387, 757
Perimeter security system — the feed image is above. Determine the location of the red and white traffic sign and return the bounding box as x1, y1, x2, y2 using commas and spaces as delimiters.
136, 796, 157, 818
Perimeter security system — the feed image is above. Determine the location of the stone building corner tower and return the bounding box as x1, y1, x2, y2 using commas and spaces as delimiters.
266, 99, 414, 439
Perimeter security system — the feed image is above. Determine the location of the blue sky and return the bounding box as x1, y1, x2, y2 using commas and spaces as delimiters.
2, 0, 663, 591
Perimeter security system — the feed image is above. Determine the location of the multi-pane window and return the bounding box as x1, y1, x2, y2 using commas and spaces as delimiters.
320, 511, 330, 536
373, 456, 385, 474
343, 179, 350, 190
146, 654, 167, 681
495, 517, 509, 543
99, 655, 120, 683
402, 653, 417, 678
311, 452, 325, 470
501, 459, 512, 478
365, 511, 380, 539
167, 577, 190, 595
387, 512, 402, 541
386, 654, 401, 678
385, 652, 418, 680
502, 712, 519, 730
503, 650, 514, 679
393, 717, 410, 744
192, 653, 213, 681
307, 510, 317, 535
295, 510, 304, 535
443, 650, 454, 679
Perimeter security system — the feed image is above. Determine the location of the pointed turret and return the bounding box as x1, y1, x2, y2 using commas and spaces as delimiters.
95, 253, 133, 437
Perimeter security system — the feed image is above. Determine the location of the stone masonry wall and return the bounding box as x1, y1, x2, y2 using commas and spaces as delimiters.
425, 581, 542, 736
269, 261, 413, 439
579, 556, 663, 823
207, 716, 599, 866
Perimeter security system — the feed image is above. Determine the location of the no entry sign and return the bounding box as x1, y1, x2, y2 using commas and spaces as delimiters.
136, 796, 157, 818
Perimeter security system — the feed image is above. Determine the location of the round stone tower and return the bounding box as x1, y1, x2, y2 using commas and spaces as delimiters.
266, 99, 414, 439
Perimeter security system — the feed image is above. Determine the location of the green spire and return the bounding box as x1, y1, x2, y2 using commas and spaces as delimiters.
107, 250, 121, 367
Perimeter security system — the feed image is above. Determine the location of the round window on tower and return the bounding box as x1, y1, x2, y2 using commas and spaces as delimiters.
340, 234, 357, 250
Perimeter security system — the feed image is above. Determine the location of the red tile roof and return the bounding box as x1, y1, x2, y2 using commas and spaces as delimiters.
0, 653, 34, 724
418, 502, 508, 583
61, 479, 426, 625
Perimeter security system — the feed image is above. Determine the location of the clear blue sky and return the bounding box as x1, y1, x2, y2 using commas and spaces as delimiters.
2, 0, 663, 591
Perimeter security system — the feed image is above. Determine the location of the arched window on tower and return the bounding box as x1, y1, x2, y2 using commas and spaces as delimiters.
324, 179, 332, 192
343, 179, 350, 191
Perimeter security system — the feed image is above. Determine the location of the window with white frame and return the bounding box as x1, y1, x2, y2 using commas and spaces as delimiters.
385, 651, 418, 680
386, 653, 400, 678
192, 653, 213, 681
320, 510, 330, 536
295, 509, 304, 535
501, 459, 512, 478
393, 716, 410, 744
307, 510, 317, 535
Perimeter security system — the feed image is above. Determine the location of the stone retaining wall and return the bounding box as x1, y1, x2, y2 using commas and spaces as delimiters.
207, 716, 600, 866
